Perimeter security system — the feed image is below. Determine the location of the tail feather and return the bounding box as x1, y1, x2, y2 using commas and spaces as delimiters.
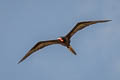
68, 46, 77, 55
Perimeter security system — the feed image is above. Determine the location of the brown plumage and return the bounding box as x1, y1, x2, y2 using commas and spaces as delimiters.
18, 20, 111, 64
65, 20, 111, 39
18, 40, 61, 63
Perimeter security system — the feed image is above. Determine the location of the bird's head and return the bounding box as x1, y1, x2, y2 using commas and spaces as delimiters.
57, 37, 66, 42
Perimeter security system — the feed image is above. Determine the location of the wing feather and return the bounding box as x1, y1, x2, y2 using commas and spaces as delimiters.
18, 40, 61, 64
66, 20, 111, 39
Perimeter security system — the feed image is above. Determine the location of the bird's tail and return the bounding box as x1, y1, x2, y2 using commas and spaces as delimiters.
67, 45, 77, 55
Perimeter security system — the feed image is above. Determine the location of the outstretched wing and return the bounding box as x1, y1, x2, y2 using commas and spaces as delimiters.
66, 20, 111, 39
18, 40, 61, 64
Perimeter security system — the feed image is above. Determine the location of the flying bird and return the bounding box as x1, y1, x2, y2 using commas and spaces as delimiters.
18, 20, 111, 64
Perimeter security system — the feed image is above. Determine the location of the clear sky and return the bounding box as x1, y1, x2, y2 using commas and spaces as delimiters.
0, 0, 120, 80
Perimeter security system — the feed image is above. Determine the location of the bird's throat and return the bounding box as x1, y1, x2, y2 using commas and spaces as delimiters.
57, 37, 64, 42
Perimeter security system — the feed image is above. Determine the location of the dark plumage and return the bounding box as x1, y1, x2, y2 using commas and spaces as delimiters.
18, 20, 111, 64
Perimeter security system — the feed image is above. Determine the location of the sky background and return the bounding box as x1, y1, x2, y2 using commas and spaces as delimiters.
0, 0, 120, 80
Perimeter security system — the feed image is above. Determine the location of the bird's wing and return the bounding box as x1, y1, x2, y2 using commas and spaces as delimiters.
18, 40, 61, 64
66, 20, 111, 39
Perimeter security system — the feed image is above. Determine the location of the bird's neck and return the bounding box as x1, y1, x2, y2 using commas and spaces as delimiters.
57, 37, 64, 42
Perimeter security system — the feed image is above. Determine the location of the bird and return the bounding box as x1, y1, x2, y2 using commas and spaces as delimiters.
18, 20, 111, 64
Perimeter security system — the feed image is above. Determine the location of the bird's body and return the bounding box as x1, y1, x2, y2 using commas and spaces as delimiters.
57, 37, 70, 46
18, 20, 111, 64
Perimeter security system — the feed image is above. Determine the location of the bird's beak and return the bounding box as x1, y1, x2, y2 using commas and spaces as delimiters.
67, 45, 77, 55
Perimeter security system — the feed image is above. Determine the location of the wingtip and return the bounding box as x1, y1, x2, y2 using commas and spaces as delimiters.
17, 62, 20, 64
17, 58, 25, 64
94, 20, 112, 24
104, 20, 112, 22
17, 60, 22, 64
97, 20, 112, 23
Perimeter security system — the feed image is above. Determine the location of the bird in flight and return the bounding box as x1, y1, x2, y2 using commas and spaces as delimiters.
18, 20, 111, 64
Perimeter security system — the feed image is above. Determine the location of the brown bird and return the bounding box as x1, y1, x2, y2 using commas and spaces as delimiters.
18, 20, 111, 64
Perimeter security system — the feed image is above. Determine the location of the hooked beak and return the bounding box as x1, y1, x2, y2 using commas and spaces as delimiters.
67, 45, 77, 55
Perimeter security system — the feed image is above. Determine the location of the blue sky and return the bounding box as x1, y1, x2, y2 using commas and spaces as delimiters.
0, 0, 120, 80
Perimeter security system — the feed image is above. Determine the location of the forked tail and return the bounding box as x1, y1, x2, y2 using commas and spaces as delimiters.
67, 45, 77, 55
